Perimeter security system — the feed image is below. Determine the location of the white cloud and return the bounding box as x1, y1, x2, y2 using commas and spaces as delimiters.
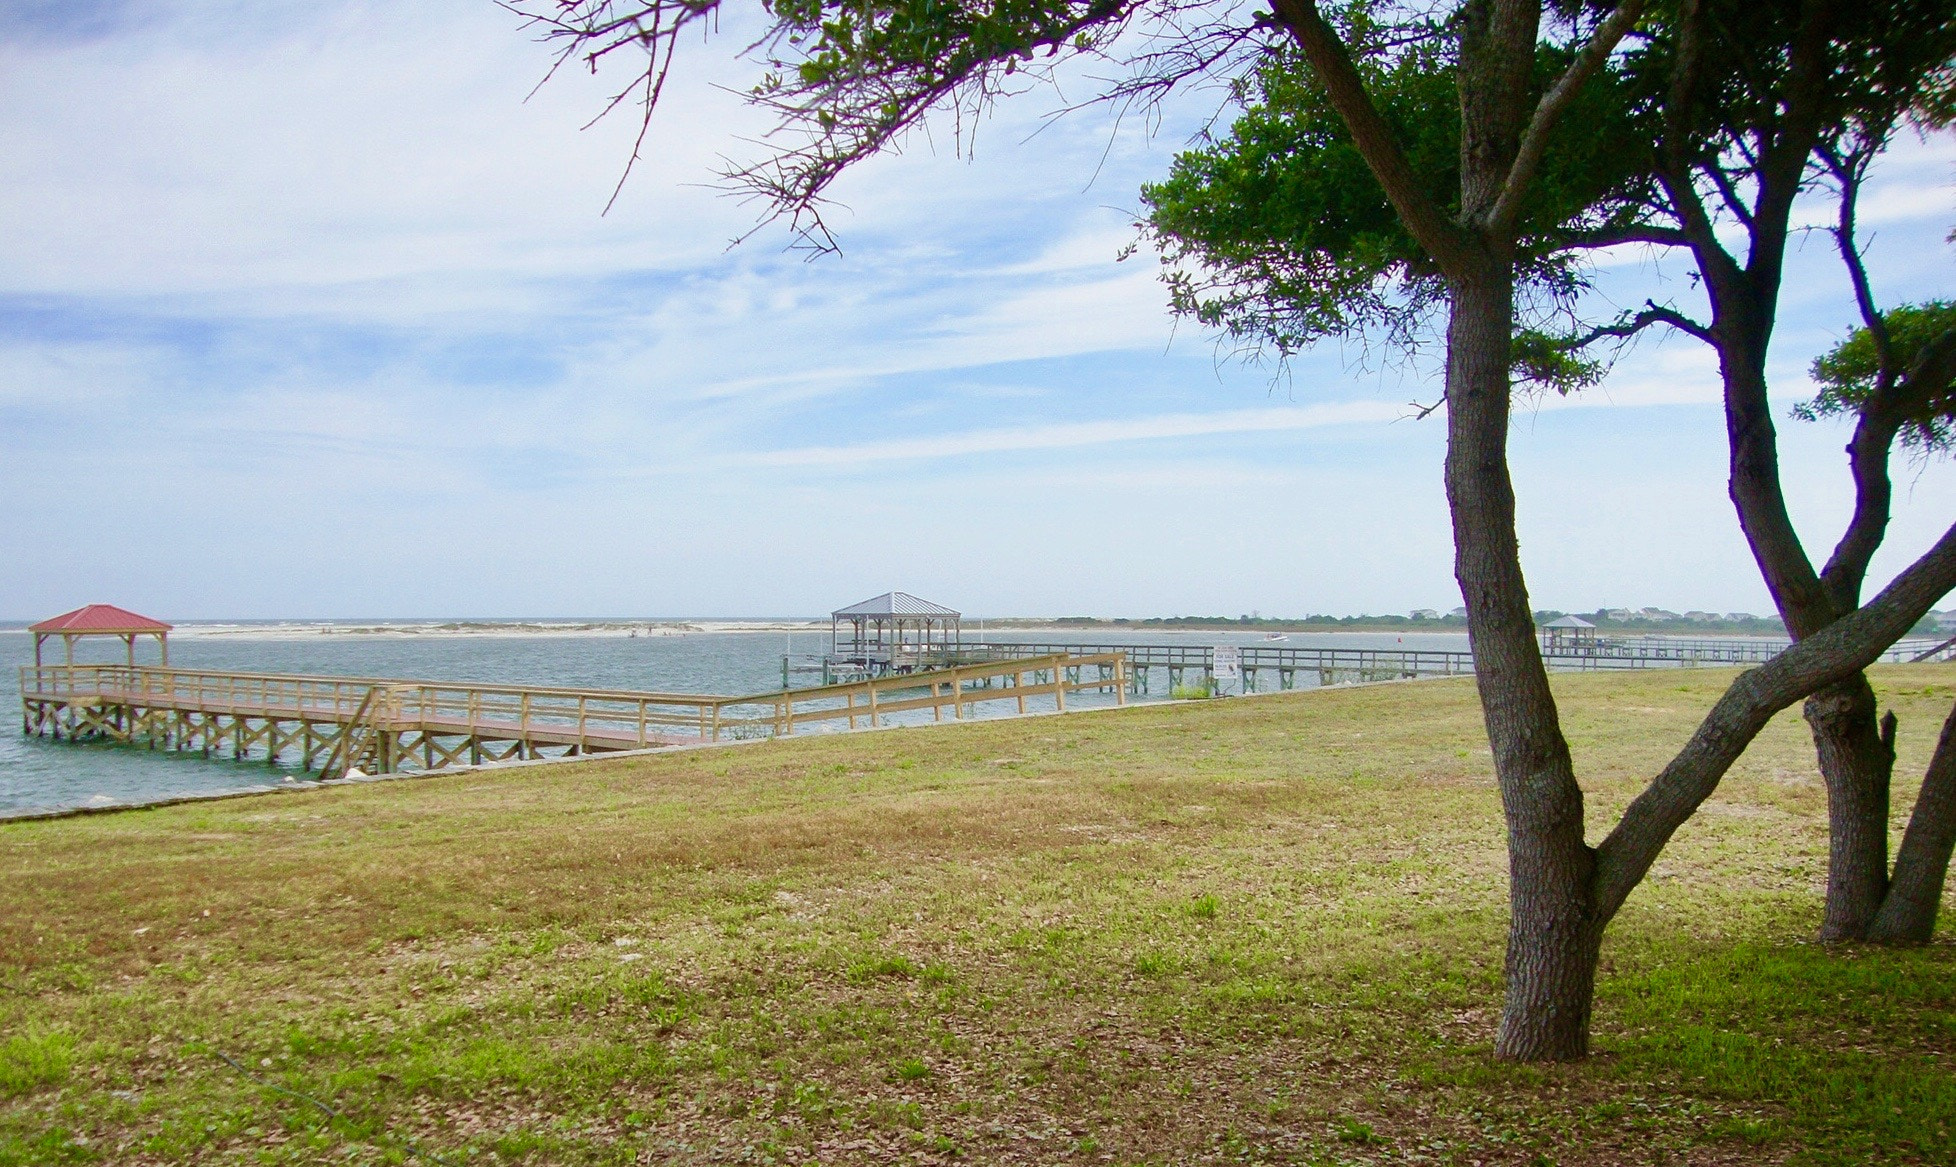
744, 401, 1407, 466
0, 0, 771, 297
0, 1, 1948, 620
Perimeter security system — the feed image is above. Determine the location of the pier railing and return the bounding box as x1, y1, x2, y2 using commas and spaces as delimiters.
913, 636, 1946, 680
723, 652, 1127, 735
18, 664, 738, 746
18, 652, 1129, 752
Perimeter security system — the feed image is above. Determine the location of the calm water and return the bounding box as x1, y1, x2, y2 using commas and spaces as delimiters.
1, 625, 1471, 816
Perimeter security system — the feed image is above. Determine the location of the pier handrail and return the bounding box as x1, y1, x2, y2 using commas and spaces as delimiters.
940, 635, 1944, 675
719, 652, 1127, 729
14, 662, 746, 705
17, 664, 749, 742
17, 652, 1131, 754
1912, 634, 1956, 663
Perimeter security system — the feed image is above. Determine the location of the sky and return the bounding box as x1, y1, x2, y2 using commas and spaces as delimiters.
1, 0, 1951, 621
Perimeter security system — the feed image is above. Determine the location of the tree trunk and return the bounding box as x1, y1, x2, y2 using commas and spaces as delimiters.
1444, 270, 1598, 1061
1868, 702, 1956, 944
1805, 674, 1894, 940
1719, 337, 1837, 640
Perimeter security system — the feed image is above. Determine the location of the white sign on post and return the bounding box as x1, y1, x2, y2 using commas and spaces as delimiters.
1211, 645, 1241, 688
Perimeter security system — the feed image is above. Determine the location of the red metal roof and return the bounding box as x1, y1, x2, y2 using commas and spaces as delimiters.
30, 604, 173, 634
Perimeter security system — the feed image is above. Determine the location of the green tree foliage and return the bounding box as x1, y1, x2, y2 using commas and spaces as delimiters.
1140, 33, 1654, 387
1137, 1, 1955, 397
1800, 302, 1956, 454
1141, 43, 1460, 358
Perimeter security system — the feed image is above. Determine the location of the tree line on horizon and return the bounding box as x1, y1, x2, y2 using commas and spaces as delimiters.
1055, 610, 1952, 634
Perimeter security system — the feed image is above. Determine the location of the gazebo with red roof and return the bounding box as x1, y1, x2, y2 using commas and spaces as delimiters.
30, 604, 172, 667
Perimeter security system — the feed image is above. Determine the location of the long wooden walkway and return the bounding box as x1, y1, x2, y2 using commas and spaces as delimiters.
18, 653, 1127, 780
808, 634, 1951, 692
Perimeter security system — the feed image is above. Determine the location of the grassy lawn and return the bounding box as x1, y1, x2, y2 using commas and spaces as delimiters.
2, 666, 1953, 1165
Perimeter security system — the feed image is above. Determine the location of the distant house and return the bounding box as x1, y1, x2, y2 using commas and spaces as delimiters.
1683, 611, 1719, 623
1410, 609, 1439, 620
1447, 606, 1468, 619
1603, 608, 1636, 622
1725, 612, 1759, 623
1937, 610, 1956, 632
1540, 615, 1599, 653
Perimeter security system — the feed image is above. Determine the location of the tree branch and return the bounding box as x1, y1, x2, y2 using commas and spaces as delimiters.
1563, 225, 1692, 249
1270, 0, 1479, 277
1820, 408, 1903, 613
1654, 0, 1746, 297
1817, 140, 1901, 611
1592, 517, 1956, 922
1740, 0, 1837, 293
1574, 300, 1715, 348
506, 1, 723, 215
1819, 142, 1893, 376
1487, 0, 1652, 235
1701, 160, 1755, 232
1663, 0, 1838, 637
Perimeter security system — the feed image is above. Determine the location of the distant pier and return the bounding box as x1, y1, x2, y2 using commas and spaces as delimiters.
792, 634, 1953, 693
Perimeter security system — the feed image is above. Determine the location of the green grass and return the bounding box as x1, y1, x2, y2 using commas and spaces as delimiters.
2, 666, 1953, 1164
0, 1031, 72, 1098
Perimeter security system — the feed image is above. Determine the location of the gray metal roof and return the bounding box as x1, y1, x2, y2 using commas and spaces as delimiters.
1543, 615, 1597, 628
832, 591, 960, 618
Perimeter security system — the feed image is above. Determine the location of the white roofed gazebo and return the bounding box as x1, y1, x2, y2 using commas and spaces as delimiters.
831, 592, 961, 672
1540, 615, 1599, 653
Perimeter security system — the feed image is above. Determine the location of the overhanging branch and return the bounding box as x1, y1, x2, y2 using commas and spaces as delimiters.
1563, 225, 1692, 249
1574, 300, 1715, 348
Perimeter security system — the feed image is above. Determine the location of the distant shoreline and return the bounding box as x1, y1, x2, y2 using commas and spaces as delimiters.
0, 620, 831, 641
0, 617, 1816, 641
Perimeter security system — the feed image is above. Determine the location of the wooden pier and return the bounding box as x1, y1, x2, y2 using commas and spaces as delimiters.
954, 641, 1472, 692
804, 634, 1951, 694
21, 630, 1947, 788
17, 653, 1127, 780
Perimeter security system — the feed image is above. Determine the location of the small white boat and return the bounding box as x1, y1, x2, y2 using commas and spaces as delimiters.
1263, 633, 1288, 641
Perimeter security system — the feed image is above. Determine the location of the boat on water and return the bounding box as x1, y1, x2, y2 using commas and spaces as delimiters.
1263, 633, 1288, 642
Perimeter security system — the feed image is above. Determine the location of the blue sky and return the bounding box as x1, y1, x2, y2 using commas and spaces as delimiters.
1, 0, 1951, 620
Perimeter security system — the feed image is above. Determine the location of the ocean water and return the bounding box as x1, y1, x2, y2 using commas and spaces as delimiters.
0, 624, 1472, 816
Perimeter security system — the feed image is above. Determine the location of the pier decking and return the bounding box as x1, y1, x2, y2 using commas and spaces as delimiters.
18, 653, 1128, 779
